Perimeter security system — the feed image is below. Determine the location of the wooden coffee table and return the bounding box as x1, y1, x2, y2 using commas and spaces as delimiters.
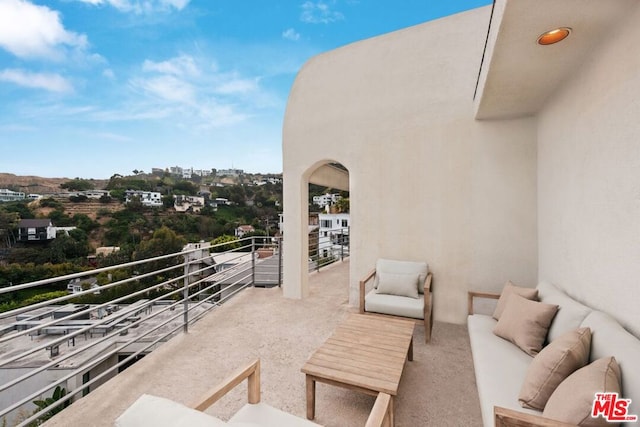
301, 313, 415, 425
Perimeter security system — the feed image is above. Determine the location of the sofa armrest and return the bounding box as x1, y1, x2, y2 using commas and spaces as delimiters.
365, 392, 392, 427
359, 269, 376, 313
191, 359, 261, 411
494, 406, 577, 427
467, 291, 500, 315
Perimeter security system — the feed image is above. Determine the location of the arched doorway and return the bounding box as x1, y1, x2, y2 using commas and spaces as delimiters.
282, 160, 349, 299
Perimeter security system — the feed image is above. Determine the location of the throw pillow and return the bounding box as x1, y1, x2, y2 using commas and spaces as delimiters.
519, 327, 591, 410
493, 293, 558, 356
543, 357, 622, 427
375, 271, 420, 299
493, 281, 539, 320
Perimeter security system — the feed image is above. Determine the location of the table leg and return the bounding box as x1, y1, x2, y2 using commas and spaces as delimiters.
408, 336, 413, 362
306, 375, 316, 420
389, 395, 395, 427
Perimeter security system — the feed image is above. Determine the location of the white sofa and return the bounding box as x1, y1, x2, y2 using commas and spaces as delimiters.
468, 281, 640, 427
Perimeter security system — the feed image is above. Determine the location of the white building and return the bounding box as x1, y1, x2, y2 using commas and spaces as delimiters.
173, 195, 205, 213
317, 213, 349, 260
124, 190, 162, 207
312, 193, 342, 208
0, 189, 25, 202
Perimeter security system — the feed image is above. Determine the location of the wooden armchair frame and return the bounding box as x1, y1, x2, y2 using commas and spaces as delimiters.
359, 269, 433, 343
190, 359, 392, 427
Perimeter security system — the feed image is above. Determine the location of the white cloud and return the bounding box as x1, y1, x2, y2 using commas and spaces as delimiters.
74, 0, 190, 14
131, 74, 195, 104
103, 68, 115, 79
300, 1, 344, 24
282, 28, 301, 41
0, 0, 88, 60
215, 76, 259, 95
143, 55, 199, 77
0, 68, 73, 93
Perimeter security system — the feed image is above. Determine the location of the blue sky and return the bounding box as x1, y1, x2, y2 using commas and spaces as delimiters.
0, 0, 490, 179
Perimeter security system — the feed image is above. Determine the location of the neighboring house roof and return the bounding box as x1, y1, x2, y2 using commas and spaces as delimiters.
18, 219, 53, 228
237, 225, 254, 231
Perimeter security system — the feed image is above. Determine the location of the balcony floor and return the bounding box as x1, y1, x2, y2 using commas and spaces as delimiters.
45, 260, 482, 426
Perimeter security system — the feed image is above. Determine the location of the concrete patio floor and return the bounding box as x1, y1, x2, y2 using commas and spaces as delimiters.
44, 260, 483, 427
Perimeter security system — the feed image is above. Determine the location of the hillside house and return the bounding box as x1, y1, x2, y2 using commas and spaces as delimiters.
17, 219, 56, 242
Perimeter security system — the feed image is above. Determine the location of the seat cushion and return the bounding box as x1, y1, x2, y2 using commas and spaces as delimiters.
229, 403, 322, 427
467, 314, 538, 427
115, 394, 227, 427
365, 290, 424, 319
373, 259, 428, 294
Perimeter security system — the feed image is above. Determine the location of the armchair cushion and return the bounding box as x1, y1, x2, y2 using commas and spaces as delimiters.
373, 259, 428, 294
115, 394, 227, 427
365, 291, 424, 319
375, 271, 420, 299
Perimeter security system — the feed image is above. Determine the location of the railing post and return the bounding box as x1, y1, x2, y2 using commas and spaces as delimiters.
278, 237, 283, 287
183, 254, 189, 334
341, 232, 344, 261
251, 237, 256, 287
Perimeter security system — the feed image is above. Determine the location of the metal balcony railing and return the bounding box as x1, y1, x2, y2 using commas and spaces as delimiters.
308, 226, 350, 272
0, 237, 283, 427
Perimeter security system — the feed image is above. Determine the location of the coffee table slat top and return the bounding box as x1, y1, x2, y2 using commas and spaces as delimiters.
301, 313, 414, 396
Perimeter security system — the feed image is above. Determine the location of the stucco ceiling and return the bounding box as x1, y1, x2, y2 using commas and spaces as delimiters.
474, 0, 637, 120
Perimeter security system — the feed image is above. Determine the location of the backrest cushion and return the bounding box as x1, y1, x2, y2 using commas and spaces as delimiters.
543, 357, 621, 427
493, 294, 558, 356
519, 327, 591, 410
375, 271, 420, 299
374, 259, 428, 294
492, 281, 538, 320
537, 281, 592, 343
580, 310, 640, 418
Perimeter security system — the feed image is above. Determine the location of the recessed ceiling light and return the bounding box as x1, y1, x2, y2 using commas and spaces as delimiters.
537, 27, 572, 45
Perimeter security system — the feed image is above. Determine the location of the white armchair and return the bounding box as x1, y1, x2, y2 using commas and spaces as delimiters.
359, 259, 433, 343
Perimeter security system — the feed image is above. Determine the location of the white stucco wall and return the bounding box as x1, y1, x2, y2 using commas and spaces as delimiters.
283, 7, 538, 324
537, 6, 640, 338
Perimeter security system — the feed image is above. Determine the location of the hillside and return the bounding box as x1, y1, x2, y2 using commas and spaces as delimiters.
0, 173, 109, 194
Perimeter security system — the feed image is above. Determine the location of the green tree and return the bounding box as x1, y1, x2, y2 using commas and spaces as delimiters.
134, 226, 186, 260
211, 235, 240, 252
60, 178, 94, 191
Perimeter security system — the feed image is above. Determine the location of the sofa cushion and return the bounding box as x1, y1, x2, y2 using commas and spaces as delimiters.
536, 281, 592, 343
375, 271, 419, 299
543, 357, 622, 427
493, 294, 558, 356
115, 394, 228, 427
373, 259, 428, 294
492, 281, 538, 320
518, 327, 591, 410
365, 291, 424, 319
467, 314, 539, 427
229, 403, 322, 427
580, 310, 640, 418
